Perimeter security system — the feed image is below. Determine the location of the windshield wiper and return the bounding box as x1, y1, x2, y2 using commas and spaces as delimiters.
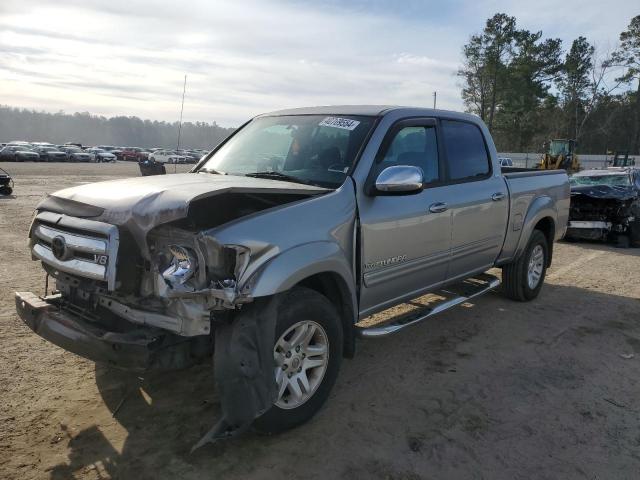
199, 167, 223, 174
244, 171, 315, 186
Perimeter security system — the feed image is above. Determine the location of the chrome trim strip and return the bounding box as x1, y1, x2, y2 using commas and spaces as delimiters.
34, 224, 107, 255
33, 212, 119, 290
568, 221, 612, 230
33, 243, 106, 280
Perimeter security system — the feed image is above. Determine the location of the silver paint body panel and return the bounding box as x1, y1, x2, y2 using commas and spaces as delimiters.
33, 106, 570, 332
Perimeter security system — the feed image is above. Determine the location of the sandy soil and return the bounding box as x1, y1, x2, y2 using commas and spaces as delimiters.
1, 161, 639, 480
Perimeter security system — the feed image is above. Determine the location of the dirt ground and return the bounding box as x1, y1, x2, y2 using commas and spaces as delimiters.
1, 161, 640, 480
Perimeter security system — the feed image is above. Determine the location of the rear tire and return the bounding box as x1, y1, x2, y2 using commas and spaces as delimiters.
502, 229, 548, 302
253, 287, 343, 435
629, 220, 640, 247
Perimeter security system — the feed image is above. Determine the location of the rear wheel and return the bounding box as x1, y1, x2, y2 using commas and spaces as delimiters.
253, 287, 343, 434
629, 220, 640, 247
502, 229, 548, 301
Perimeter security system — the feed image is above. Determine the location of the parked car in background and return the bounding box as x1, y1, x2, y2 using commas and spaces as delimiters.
499, 157, 513, 167
34, 146, 68, 162
31, 142, 56, 149
86, 148, 117, 162
149, 149, 188, 164
110, 147, 124, 159
0, 167, 13, 195
119, 147, 150, 162
59, 146, 92, 162
96, 145, 118, 152
180, 150, 202, 163
0, 145, 40, 162
567, 168, 640, 246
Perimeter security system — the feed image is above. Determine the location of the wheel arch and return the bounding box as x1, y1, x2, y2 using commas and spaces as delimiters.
533, 216, 555, 267
245, 241, 358, 358
513, 196, 557, 267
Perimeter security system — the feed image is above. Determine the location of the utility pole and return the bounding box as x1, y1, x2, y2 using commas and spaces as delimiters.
433, 91, 437, 109
175, 75, 187, 173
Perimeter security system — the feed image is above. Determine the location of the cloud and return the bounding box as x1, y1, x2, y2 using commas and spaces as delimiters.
0, 0, 636, 126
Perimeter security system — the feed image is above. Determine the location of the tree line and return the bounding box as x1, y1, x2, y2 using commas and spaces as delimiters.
0, 106, 235, 150
459, 14, 640, 154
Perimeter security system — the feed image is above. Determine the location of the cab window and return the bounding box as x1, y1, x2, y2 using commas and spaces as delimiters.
377, 126, 439, 183
441, 120, 490, 181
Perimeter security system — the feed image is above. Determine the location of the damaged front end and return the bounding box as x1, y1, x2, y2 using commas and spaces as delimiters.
566, 185, 640, 242
16, 182, 326, 448
15, 173, 335, 448
17, 181, 322, 370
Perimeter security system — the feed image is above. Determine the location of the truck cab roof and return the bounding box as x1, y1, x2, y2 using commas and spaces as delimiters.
260, 105, 481, 123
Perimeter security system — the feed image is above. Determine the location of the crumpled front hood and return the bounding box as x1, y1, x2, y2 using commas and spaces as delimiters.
40, 172, 328, 250
570, 184, 637, 201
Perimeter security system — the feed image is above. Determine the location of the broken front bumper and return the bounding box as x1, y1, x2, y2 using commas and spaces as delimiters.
15, 291, 194, 372
566, 220, 612, 241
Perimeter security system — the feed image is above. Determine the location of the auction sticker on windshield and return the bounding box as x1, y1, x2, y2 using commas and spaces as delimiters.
319, 117, 361, 131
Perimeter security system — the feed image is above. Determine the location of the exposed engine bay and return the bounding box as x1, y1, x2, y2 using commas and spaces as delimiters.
566, 184, 640, 243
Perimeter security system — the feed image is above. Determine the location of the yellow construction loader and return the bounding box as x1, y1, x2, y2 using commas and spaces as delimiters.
539, 139, 580, 172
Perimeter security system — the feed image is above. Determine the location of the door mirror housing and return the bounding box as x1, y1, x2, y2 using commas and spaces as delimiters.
373, 165, 424, 195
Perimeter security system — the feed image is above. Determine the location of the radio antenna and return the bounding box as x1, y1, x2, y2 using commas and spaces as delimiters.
175, 74, 187, 173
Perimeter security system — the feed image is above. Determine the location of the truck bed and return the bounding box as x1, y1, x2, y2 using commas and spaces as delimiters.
497, 168, 570, 265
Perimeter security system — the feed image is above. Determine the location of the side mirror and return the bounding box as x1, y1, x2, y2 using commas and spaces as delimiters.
374, 165, 424, 194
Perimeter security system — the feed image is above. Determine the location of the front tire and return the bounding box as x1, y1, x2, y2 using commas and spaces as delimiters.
629, 220, 640, 247
253, 287, 343, 434
502, 229, 548, 301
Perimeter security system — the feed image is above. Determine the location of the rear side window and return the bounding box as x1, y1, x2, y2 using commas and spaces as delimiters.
377, 126, 439, 183
441, 120, 490, 181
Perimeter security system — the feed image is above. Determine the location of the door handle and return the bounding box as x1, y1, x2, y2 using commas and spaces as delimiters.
429, 202, 448, 213
491, 192, 506, 201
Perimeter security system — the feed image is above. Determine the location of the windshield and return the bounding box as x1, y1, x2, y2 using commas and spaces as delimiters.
199, 114, 376, 188
570, 174, 632, 187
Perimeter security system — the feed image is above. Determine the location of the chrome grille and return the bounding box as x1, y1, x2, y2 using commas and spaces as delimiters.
31, 211, 119, 290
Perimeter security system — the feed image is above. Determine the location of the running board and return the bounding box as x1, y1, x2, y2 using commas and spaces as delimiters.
356, 273, 501, 338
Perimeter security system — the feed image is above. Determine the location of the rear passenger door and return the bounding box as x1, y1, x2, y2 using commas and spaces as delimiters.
440, 120, 509, 282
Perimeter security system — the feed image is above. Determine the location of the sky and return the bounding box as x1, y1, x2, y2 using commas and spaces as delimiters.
0, 0, 637, 127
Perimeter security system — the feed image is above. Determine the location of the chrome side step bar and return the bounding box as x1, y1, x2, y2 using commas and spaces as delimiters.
356, 273, 501, 338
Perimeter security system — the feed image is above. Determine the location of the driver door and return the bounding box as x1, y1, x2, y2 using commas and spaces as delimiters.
358, 119, 452, 316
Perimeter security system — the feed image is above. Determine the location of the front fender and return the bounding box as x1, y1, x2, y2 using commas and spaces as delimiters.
513, 196, 557, 260
245, 240, 356, 305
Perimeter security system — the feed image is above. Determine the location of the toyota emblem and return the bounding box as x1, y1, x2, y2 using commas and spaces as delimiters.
51, 235, 68, 261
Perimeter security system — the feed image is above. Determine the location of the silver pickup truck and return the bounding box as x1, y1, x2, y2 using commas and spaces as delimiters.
16, 106, 569, 446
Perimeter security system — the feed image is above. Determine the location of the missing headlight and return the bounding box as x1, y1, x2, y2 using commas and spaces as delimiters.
162, 245, 197, 286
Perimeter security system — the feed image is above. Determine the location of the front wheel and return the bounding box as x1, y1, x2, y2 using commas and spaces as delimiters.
502, 229, 548, 301
253, 287, 343, 434
629, 220, 640, 247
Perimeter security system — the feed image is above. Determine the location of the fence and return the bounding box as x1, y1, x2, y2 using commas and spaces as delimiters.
497, 153, 633, 170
